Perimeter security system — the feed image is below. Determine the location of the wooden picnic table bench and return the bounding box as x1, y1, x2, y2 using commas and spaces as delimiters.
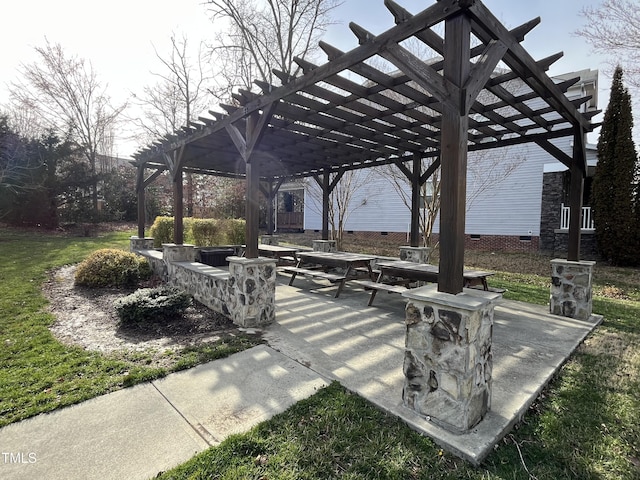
257, 244, 299, 264
283, 251, 376, 298
355, 260, 500, 305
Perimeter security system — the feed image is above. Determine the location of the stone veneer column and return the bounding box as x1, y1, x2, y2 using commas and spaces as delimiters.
402, 285, 501, 433
400, 246, 430, 263
313, 240, 336, 252
226, 257, 276, 327
260, 235, 279, 245
550, 259, 595, 321
130, 236, 155, 251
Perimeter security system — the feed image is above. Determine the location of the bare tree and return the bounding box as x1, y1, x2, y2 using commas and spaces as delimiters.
576, 0, 640, 88
206, 0, 342, 98
8, 40, 125, 210
132, 33, 217, 217
132, 33, 214, 144
305, 169, 377, 251
376, 158, 441, 253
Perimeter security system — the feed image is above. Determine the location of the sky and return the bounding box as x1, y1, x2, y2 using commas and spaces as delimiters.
0, 0, 611, 157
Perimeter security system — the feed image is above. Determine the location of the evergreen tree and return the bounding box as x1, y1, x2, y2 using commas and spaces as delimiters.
593, 66, 640, 265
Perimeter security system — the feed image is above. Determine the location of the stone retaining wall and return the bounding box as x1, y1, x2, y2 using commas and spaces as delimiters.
130, 238, 275, 327
170, 262, 232, 318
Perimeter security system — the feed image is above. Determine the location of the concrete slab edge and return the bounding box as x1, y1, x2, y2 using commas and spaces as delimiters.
338, 313, 604, 466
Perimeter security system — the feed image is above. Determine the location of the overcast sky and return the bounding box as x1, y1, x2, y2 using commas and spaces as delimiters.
0, 0, 611, 156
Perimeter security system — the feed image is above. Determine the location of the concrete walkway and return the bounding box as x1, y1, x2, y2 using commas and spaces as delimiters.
0, 277, 602, 479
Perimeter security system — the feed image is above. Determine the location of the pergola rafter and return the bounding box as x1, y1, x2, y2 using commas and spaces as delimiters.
133, 0, 598, 294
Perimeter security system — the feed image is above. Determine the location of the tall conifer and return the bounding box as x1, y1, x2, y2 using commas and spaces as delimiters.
593, 66, 639, 265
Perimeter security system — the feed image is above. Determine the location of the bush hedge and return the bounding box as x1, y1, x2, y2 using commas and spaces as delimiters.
74, 249, 152, 287
149, 216, 245, 247
190, 218, 224, 246
114, 286, 192, 324
149, 216, 174, 248
223, 218, 246, 245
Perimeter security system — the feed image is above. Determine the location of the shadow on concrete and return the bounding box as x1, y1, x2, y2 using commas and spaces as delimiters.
268, 273, 602, 465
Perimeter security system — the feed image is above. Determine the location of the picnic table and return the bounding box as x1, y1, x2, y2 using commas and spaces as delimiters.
354, 260, 496, 306
283, 251, 377, 298
257, 244, 299, 264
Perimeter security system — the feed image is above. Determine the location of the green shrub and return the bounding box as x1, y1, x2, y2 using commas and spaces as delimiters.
222, 218, 246, 245
150, 216, 245, 246
74, 249, 152, 287
190, 218, 223, 246
114, 286, 192, 324
149, 216, 174, 248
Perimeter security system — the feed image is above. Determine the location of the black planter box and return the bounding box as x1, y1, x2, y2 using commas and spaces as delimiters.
199, 248, 235, 267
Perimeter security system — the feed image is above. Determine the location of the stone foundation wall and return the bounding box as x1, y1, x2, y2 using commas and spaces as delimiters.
131, 239, 276, 327
134, 249, 166, 279
130, 237, 166, 279
170, 262, 231, 317
402, 286, 501, 433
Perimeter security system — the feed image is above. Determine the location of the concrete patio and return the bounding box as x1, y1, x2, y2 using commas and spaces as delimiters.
267, 273, 603, 465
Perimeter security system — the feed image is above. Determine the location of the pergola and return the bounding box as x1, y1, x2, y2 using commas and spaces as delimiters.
132, 0, 598, 295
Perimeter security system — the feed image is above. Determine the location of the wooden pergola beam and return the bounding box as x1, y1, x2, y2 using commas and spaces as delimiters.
467, 1, 592, 131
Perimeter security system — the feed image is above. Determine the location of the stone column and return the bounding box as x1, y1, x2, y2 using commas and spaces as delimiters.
226, 257, 277, 327
260, 235, 279, 246
550, 259, 595, 321
130, 236, 155, 251
313, 240, 336, 252
162, 243, 196, 263
402, 286, 501, 433
400, 246, 430, 264
162, 243, 196, 282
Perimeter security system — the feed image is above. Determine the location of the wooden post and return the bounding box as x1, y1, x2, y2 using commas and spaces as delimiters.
136, 165, 145, 238
245, 162, 260, 258
439, 13, 470, 294
411, 153, 422, 247
322, 170, 330, 240
266, 180, 275, 235
568, 129, 586, 261
173, 167, 184, 245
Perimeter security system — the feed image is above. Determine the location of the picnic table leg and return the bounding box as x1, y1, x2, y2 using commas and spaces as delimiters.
334, 265, 351, 297
288, 259, 302, 286
368, 269, 385, 306
368, 288, 379, 306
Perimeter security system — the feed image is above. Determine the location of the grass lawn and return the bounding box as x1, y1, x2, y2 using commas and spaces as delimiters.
0, 226, 261, 428
2, 226, 639, 478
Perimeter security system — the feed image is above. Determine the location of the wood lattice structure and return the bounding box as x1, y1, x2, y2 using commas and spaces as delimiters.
132, 0, 599, 295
